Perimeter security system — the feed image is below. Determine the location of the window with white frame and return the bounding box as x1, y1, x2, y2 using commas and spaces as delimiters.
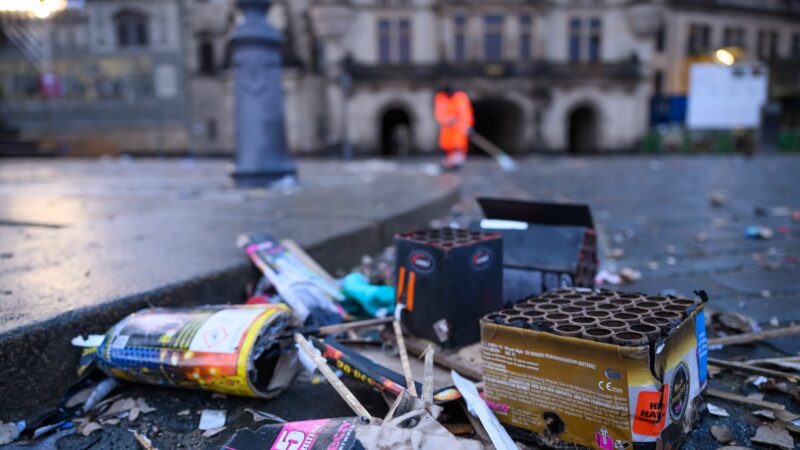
377, 18, 412, 64
519, 15, 533, 60
483, 15, 504, 62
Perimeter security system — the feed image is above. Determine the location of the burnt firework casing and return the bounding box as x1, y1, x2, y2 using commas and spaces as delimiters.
472, 198, 598, 303
395, 228, 503, 348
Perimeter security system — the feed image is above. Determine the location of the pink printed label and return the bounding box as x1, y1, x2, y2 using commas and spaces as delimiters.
271, 419, 329, 450
595, 428, 614, 450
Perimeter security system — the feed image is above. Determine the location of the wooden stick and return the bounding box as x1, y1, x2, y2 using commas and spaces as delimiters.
402, 334, 483, 381
709, 324, 800, 347
743, 356, 800, 365
318, 317, 392, 336
421, 345, 434, 404
707, 388, 786, 411
281, 239, 338, 285
294, 333, 372, 418
393, 320, 418, 397
708, 357, 799, 381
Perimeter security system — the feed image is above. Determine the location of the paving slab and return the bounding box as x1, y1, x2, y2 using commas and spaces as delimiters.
0, 158, 459, 419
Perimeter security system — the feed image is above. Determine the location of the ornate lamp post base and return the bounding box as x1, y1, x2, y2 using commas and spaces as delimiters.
230, 0, 296, 187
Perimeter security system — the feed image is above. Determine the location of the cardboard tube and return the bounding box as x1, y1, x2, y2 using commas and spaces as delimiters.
609, 298, 633, 308
645, 296, 669, 304
642, 316, 671, 332
522, 310, 546, 320
612, 331, 649, 346
534, 303, 560, 313
570, 316, 598, 327
563, 294, 584, 300
572, 300, 594, 309
585, 296, 607, 305
627, 306, 649, 316
637, 301, 661, 310
530, 320, 557, 330
596, 303, 621, 313
545, 312, 572, 324
652, 310, 683, 323
596, 291, 618, 299
662, 304, 689, 318
599, 319, 627, 331
512, 302, 538, 312
505, 314, 528, 325
559, 305, 584, 315
550, 298, 573, 306
628, 323, 660, 343
615, 312, 641, 323
555, 323, 584, 337
670, 298, 698, 308
586, 310, 611, 319
618, 293, 645, 301
582, 327, 613, 343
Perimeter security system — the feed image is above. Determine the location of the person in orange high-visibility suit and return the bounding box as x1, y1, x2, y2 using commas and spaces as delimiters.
434, 87, 474, 169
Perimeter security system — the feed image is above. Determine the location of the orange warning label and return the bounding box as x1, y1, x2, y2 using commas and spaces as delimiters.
633, 388, 668, 437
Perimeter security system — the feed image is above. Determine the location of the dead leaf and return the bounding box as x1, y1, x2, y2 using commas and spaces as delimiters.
202, 426, 226, 438
136, 398, 157, 414
774, 410, 800, 422
177, 409, 190, 416
100, 418, 120, 426
747, 392, 765, 401
708, 403, 730, 417
79, 422, 103, 436
752, 423, 795, 450
65, 387, 95, 408
753, 409, 775, 420
619, 267, 641, 282
0, 421, 21, 445
102, 398, 136, 417
129, 407, 140, 422
711, 424, 733, 443
131, 430, 157, 450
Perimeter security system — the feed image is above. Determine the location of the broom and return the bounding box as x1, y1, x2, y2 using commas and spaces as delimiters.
469, 131, 518, 172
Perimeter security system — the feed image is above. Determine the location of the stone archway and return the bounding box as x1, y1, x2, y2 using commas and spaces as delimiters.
380, 107, 412, 156
568, 104, 598, 154
472, 98, 524, 154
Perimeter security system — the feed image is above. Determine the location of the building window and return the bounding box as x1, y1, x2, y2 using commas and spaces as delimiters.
114, 10, 149, 48
792, 33, 800, 58
207, 118, 217, 142
757, 30, 779, 60
569, 18, 581, 62
398, 19, 411, 63
588, 18, 602, 62
378, 19, 392, 63
722, 26, 746, 49
198, 38, 215, 75
687, 23, 710, 55
653, 70, 663, 96
377, 18, 412, 64
454, 15, 467, 61
519, 15, 532, 60
483, 15, 504, 62
655, 26, 666, 52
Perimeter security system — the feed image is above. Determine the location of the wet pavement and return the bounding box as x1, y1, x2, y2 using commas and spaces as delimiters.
3, 154, 800, 449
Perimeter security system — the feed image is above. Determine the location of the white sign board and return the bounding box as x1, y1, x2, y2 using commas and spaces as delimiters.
686, 63, 769, 130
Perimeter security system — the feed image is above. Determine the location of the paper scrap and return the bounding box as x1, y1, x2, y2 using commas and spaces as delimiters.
451, 370, 517, 450
707, 403, 730, 417
199, 409, 226, 431
71, 334, 105, 348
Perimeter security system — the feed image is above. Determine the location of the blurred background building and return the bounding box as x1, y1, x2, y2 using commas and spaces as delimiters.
0, 0, 799, 156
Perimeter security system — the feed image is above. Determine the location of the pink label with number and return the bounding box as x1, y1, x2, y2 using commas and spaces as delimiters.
271, 419, 329, 450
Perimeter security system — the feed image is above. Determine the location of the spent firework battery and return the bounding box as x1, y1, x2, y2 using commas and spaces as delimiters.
481, 288, 708, 450
395, 227, 503, 348
87, 304, 299, 398
472, 198, 598, 302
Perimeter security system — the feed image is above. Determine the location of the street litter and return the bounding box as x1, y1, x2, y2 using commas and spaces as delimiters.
707, 403, 730, 417
480, 288, 708, 449
79, 304, 299, 398
246, 236, 346, 325
395, 227, 503, 348
341, 272, 395, 317
198, 409, 226, 431
472, 198, 598, 300
744, 225, 774, 239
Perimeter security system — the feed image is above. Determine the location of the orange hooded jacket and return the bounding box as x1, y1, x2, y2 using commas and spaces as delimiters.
434, 91, 474, 152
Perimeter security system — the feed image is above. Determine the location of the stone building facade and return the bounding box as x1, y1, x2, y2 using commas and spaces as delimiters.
1, 0, 799, 155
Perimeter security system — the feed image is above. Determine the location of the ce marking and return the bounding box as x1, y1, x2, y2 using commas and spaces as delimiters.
598, 381, 623, 393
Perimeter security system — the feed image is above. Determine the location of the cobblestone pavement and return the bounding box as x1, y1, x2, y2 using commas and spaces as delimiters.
6, 155, 799, 450
455, 154, 800, 325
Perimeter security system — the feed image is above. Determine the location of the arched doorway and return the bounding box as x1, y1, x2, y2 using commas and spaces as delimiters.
568, 105, 598, 154
472, 98, 524, 154
380, 108, 412, 156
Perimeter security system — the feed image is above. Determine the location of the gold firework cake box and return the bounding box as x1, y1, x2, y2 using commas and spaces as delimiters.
480, 289, 708, 450
81, 304, 299, 398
